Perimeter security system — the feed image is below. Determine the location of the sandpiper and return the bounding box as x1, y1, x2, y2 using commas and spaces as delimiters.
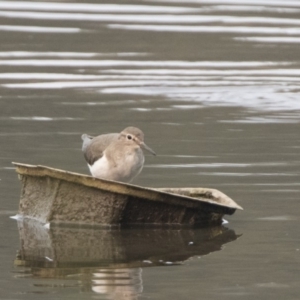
81, 126, 156, 182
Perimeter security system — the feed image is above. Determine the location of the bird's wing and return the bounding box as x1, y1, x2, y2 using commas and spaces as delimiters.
83, 133, 119, 165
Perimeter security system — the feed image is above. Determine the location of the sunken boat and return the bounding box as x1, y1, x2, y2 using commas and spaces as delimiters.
13, 162, 243, 227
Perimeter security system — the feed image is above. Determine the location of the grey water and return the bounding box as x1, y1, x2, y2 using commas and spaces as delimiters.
1, 0, 300, 299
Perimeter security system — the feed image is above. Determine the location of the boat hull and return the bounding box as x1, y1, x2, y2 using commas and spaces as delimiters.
13, 163, 242, 227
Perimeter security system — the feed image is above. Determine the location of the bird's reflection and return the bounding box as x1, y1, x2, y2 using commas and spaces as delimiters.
91, 268, 143, 300
14, 219, 240, 299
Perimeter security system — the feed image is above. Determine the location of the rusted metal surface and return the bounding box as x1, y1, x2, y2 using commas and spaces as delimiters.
13, 162, 242, 227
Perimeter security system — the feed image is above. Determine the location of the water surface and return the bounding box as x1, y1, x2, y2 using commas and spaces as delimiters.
1, 0, 300, 299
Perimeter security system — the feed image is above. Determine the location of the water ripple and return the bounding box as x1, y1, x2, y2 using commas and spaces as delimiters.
0, 1, 300, 114
0, 1, 195, 13
0, 25, 80, 33
108, 24, 300, 35
235, 36, 300, 43
0, 51, 146, 57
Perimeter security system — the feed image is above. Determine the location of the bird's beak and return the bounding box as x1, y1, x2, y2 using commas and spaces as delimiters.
140, 142, 156, 156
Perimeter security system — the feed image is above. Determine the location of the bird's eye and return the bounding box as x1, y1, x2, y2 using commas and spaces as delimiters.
127, 134, 132, 140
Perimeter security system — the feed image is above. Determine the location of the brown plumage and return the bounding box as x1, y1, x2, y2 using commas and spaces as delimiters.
81, 127, 156, 182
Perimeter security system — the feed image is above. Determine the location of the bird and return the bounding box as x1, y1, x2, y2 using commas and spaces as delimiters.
81, 126, 156, 183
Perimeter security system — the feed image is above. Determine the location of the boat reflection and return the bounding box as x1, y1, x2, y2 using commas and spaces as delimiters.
14, 219, 240, 299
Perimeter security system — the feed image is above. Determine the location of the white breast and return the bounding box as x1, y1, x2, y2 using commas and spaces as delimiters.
88, 155, 111, 179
